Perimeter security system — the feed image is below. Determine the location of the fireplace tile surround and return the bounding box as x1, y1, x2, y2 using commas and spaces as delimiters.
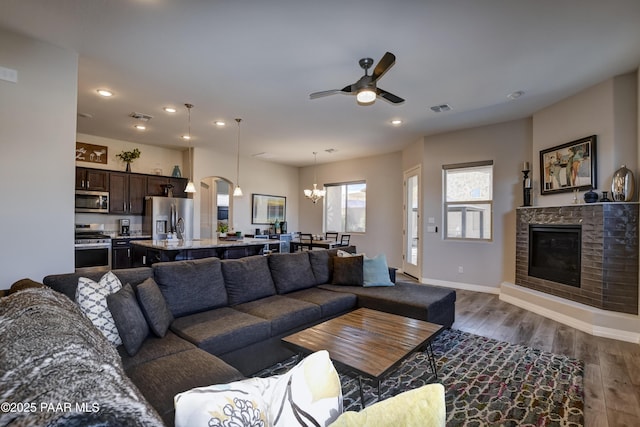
516, 203, 638, 315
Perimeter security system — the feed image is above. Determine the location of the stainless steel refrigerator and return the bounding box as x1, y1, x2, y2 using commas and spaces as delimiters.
143, 197, 194, 240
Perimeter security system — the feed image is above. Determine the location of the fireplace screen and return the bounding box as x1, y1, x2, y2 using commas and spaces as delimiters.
528, 224, 581, 287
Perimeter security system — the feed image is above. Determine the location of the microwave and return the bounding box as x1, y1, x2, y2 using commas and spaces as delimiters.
75, 190, 109, 213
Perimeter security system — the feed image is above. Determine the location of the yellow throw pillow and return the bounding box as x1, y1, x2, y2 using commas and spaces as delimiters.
330, 383, 445, 427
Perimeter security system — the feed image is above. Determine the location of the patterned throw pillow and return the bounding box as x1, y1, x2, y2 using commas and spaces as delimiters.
75, 271, 123, 346
174, 350, 342, 427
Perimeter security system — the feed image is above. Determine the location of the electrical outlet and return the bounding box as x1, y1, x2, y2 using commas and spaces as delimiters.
458, 266, 463, 273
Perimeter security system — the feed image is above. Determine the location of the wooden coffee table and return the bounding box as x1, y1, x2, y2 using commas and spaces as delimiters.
282, 308, 444, 406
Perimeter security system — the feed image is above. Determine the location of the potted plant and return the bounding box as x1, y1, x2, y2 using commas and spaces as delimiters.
217, 222, 229, 237
116, 148, 141, 172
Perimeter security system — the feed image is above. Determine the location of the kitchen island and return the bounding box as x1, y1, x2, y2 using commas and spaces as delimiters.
130, 238, 281, 266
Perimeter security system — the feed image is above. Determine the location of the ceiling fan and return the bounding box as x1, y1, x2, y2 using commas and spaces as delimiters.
309, 51, 405, 105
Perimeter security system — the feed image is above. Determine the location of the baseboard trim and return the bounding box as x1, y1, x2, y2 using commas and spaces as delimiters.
499, 282, 640, 344
420, 277, 500, 295
415, 277, 640, 343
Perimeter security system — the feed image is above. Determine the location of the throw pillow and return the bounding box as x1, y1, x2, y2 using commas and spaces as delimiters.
363, 254, 395, 287
136, 277, 174, 337
107, 283, 150, 356
330, 383, 446, 427
174, 350, 342, 427
76, 271, 123, 346
332, 255, 364, 286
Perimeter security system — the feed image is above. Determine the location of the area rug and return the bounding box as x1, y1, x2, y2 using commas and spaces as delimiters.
258, 329, 584, 426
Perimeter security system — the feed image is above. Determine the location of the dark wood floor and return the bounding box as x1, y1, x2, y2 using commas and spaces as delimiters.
450, 288, 640, 427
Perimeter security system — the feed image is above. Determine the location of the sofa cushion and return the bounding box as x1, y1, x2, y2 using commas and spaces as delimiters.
44, 267, 153, 301
233, 295, 322, 336
332, 255, 364, 286
174, 350, 341, 427
127, 348, 245, 427
119, 331, 196, 372
221, 256, 277, 305
107, 283, 150, 356
170, 307, 271, 355
136, 277, 174, 337
153, 258, 228, 317
285, 288, 357, 318
268, 252, 317, 294
76, 271, 123, 346
363, 254, 395, 287
308, 250, 333, 284
318, 281, 457, 327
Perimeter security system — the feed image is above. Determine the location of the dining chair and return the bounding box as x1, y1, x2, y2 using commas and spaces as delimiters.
325, 232, 339, 242
299, 233, 313, 251
339, 234, 350, 246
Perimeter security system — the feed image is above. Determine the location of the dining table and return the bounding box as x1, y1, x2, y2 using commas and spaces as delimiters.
289, 238, 342, 252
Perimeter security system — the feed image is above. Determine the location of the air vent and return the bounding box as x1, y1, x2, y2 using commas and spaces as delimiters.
430, 104, 452, 113
325, 148, 338, 153
129, 112, 153, 122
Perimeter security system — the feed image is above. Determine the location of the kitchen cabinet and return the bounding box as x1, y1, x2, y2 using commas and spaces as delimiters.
109, 172, 147, 215
112, 237, 148, 269
75, 167, 109, 191
147, 175, 189, 198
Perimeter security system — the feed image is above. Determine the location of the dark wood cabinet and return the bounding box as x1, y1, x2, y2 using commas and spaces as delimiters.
75, 167, 109, 191
112, 237, 149, 269
109, 172, 147, 215
147, 175, 189, 198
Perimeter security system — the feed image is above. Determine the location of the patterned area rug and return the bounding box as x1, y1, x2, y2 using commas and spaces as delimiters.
259, 329, 584, 426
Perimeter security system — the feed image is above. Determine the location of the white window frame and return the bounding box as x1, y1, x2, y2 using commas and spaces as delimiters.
324, 181, 366, 233
443, 161, 493, 241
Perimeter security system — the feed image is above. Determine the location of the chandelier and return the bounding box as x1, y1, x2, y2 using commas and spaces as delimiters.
304, 152, 326, 203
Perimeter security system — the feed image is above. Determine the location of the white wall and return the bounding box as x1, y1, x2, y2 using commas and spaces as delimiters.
419, 119, 532, 288
76, 133, 186, 176
0, 29, 78, 288
298, 152, 404, 267
192, 146, 300, 238
532, 72, 638, 206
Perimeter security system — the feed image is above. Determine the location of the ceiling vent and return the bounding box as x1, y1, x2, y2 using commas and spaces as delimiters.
430, 104, 452, 113
129, 112, 153, 122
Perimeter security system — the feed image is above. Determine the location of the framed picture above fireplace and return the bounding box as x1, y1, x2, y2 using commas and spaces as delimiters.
540, 135, 597, 195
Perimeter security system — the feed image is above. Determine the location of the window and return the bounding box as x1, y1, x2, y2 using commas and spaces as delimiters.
443, 161, 493, 240
324, 181, 366, 233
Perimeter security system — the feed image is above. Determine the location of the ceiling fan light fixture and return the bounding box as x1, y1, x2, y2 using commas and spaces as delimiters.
356, 88, 376, 104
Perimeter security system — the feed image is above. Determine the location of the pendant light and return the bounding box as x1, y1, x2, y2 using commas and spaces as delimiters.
183, 103, 196, 193
233, 118, 243, 197
304, 152, 326, 203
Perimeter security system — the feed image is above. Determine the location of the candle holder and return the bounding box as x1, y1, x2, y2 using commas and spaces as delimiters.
522, 170, 532, 207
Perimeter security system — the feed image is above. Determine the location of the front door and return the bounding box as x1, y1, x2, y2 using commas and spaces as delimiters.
403, 166, 421, 279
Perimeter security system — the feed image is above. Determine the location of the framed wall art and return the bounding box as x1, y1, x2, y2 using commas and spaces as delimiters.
251, 193, 286, 224
76, 141, 108, 164
540, 135, 597, 195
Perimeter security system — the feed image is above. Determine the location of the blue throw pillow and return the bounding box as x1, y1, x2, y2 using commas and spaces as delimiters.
363, 254, 394, 287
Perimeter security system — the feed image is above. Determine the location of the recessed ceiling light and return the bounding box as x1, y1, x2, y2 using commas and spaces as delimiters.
163, 107, 177, 113
96, 89, 113, 97
181, 135, 191, 140
507, 90, 525, 100
134, 124, 146, 130
391, 119, 403, 126
214, 120, 226, 126
77, 112, 93, 119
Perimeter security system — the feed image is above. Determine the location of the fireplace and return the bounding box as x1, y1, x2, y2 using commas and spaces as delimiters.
515, 204, 638, 315
528, 224, 581, 287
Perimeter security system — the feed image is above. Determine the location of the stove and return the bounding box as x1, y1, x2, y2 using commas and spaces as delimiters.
75, 224, 111, 272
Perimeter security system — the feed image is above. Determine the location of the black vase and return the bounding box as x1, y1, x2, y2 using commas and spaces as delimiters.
583, 189, 598, 203
599, 191, 611, 202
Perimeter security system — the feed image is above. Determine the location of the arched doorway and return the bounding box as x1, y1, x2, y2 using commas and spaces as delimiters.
200, 176, 234, 239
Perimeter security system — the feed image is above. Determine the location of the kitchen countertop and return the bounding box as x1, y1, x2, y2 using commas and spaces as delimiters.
130, 238, 281, 250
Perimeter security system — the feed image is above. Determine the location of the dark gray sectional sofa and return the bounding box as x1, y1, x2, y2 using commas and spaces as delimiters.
38, 248, 456, 426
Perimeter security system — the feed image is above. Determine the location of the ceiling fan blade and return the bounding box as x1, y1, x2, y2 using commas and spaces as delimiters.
309, 89, 341, 99
371, 52, 396, 82
377, 88, 405, 104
